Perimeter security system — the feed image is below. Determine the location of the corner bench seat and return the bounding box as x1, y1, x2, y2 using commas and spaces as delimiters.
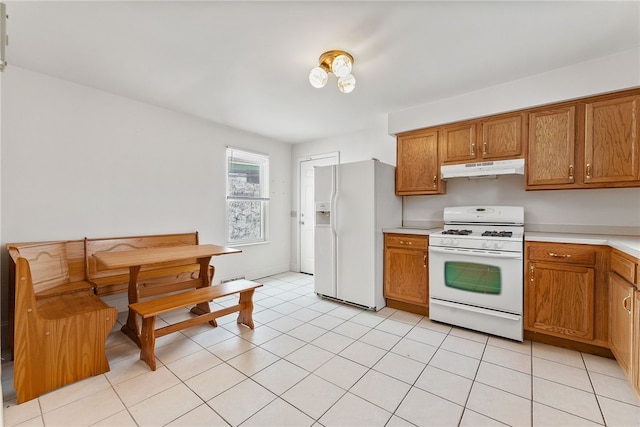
35, 280, 94, 299
11, 255, 117, 403
130, 279, 262, 370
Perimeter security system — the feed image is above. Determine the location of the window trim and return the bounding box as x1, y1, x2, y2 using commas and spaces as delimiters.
225, 147, 270, 245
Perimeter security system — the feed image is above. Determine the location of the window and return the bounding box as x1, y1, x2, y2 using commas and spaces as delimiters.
226, 147, 269, 244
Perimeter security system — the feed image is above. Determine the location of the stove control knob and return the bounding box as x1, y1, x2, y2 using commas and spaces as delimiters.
495, 241, 505, 249
483, 240, 492, 248
452, 239, 458, 246
442, 238, 451, 246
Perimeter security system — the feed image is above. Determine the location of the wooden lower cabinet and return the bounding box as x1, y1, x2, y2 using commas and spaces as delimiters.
609, 249, 640, 398
609, 272, 634, 376
383, 233, 429, 315
527, 261, 595, 339
524, 242, 609, 349
634, 290, 640, 397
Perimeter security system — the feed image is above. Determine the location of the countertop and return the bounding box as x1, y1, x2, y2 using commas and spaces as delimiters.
383, 228, 640, 259
525, 232, 640, 259
382, 227, 440, 236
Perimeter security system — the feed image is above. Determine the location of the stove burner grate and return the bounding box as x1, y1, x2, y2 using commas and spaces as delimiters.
442, 229, 473, 235
481, 231, 513, 237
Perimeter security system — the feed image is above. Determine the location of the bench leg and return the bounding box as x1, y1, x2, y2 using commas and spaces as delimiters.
139, 317, 157, 371
236, 289, 256, 329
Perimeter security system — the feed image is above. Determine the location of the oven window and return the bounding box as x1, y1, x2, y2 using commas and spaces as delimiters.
444, 261, 501, 294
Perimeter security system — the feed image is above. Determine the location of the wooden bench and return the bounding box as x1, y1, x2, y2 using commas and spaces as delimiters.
85, 232, 214, 297
129, 279, 262, 370
8, 248, 117, 403
6, 240, 95, 357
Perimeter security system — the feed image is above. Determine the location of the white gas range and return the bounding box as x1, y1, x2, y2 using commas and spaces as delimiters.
429, 206, 524, 341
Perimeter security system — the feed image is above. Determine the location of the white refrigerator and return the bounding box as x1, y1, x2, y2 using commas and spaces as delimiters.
314, 159, 402, 310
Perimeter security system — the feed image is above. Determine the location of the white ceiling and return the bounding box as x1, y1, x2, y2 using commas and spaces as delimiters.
4, 1, 639, 143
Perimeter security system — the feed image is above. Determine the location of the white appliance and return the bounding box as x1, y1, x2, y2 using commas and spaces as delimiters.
429, 206, 525, 341
314, 159, 402, 310
441, 158, 525, 179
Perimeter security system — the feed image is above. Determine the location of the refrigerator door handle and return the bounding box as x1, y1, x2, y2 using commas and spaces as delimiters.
331, 165, 338, 295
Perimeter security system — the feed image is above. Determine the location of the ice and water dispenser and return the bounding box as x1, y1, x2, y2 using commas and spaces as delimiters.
315, 202, 331, 226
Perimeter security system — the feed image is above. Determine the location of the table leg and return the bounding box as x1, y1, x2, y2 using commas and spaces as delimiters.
191, 256, 214, 316
121, 265, 141, 346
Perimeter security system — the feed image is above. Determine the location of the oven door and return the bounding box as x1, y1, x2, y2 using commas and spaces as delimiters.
428, 246, 523, 314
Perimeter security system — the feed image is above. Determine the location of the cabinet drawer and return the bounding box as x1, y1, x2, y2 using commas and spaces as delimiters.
611, 250, 638, 285
527, 243, 595, 265
385, 234, 428, 249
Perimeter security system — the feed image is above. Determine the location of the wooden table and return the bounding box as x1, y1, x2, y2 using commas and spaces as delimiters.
93, 244, 241, 345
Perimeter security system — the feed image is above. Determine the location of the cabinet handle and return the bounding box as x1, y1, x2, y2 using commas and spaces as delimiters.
470, 143, 476, 156
586, 163, 592, 179
568, 165, 574, 180
423, 254, 427, 268
432, 175, 437, 188
483, 142, 487, 155
399, 240, 412, 245
529, 265, 534, 282
548, 252, 571, 258
623, 295, 632, 314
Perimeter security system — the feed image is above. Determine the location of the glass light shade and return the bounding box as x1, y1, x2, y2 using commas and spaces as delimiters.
308, 66, 328, 88
337, 74, 356, 93
331, 54, 352, 78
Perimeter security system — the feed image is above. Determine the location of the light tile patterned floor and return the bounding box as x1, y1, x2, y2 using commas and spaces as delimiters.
3, 272, 640, 426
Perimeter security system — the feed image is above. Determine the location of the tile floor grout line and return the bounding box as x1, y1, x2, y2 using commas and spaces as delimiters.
4, 273, 639, 426
582, 352, 609, 426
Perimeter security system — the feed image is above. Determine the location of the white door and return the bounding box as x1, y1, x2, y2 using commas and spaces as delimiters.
299, 155, 338, 274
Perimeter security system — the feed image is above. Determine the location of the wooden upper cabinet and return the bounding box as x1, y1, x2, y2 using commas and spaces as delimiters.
394, 88, 640, 194
396, 130, 444, 195
442, 115, 524, 164
526, 106, 576, 188
442, 123, 477, 164
479, 114, 525, 160
584, 95, 640, 184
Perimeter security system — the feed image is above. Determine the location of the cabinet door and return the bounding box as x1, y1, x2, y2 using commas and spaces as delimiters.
585, 95, 640, 184
442, 123, 477, 164
609, 273, 634, 376
384, 246, 428, 306
634, 289, 640, 396
526, 261, 595, 339
396, 130, 442, 195
527, 106, 576, 187
479, 114, 524, 160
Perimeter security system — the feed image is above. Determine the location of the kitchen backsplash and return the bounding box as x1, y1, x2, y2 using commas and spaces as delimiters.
402, 175, 640, 236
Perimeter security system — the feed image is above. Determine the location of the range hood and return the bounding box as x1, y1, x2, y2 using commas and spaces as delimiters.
441, 158, 525, 179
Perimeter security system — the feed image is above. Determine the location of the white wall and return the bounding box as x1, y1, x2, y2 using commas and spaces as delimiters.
1, 67, 292, 317
288, 117, 397, 271
389, 48, 640, 134
403, 175, 640, 234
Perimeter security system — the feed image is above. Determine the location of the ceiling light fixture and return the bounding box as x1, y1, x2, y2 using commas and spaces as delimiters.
309, 50, 356, 94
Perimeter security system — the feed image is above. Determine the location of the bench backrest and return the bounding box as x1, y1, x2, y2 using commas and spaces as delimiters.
85, 232, 201, 294
7, 240, 85, 294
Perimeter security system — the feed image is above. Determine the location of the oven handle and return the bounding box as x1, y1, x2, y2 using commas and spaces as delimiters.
430, 299, 521, 321
429, 246, 523, 260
